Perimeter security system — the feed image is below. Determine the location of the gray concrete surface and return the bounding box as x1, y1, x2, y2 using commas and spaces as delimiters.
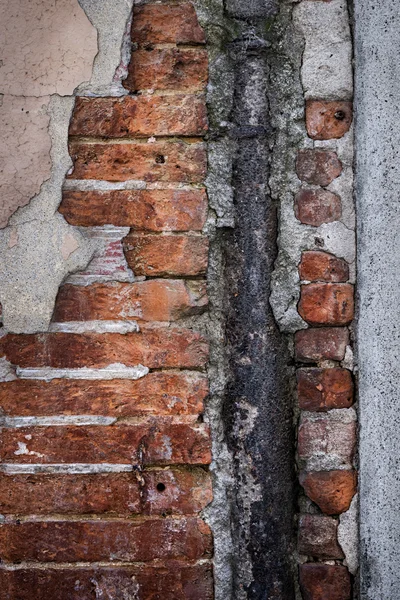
355, 1, 400, 597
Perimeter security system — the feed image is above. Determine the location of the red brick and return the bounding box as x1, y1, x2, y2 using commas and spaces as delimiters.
0, 563, 214, 600
123, 233, 208, 277
296, 150, 342, 186
300, 470, 357, 515
298, 414, 356, 467
300, 564, 351, 600
124, 48, 208, 92
295, 327, 349, 362
69, 95, 207, 138
298, 514, 343, 559
68, 141, 207, 183
306, 100, 353, 140
0, 468, 212, 516
297, 368, 354, 411
294, 189, 341, 226
0, 372, 207, 417
0, 328, 209, 369
299, 251, 349, 282
59, 188, 208, 230
0, 518, 212, 563
298, 283, 354, 326
1, 422, 211, 465
131, 4, 206, 45
53, 280, 208, 323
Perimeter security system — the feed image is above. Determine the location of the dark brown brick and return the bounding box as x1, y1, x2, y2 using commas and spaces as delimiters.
0, 468, 212, 516
0, 372, 208, 417
68, 141, 207, 183
123, 233, 209, 277
296, 150, 342, 186
125, 48, 208, 92
306, 100, 353, 140
295, 327, 349, 362
298, 283, 354, 326
297, 368, 354, 411
300, 564, 351, 600
300, 470, 357, 515
131, 4, 206, 45
59, 188, 208, 230
0, 518, 212, 562
0, 328, 209, 369
69, 95, 207, 138
299, 251, 349, 282
1, 422, 211, 465
298, 514, 344, 559
294, 189, 341, 226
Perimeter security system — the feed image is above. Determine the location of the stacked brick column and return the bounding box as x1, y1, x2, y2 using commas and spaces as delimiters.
295, 62, 357, 600
0, 4, 214, 598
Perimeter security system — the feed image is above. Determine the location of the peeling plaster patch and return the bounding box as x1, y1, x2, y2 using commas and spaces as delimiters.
14, 442, 44, 458
61, 232, 80, 260
0, 357, 17, 382
338, 493, 359, 575
293, 0, 353, 100
16, 363, 149, 381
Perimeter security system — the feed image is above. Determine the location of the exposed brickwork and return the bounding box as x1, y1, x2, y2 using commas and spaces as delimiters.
130, 4, 206, 46
299, 251, 349, 283
300, 564, 351, 600
306, 100, 353, 140
300, 470, 357, 515
294, 188, 342, 226
296, 149, 342, 186
298, 413, 356, 468
298, 283, 354, 326
298, 514, 344, 559
295, 327, 349, 362
297, 368, 354, 411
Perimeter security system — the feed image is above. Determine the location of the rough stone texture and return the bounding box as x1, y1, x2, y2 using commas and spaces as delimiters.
295, 327, 349, 362
338, 493, 359, 575
69, 95, 207, 138
294, 189, 342, 226
0, 468, 212, 515
225, 0, 278, 19
300, 470, 357, 515
297, 368, 354, 411
299, 251, 349, 283
355, 1, 400, 597
298, 514, 344, 559
299, 564, 351, 600
298, 283, 354, 326
54, 280, 208, 322
123, 233, 209, 277
306, 101, 353, 140
131, 4, 206, 45
69, 141, 207, 183
0, 564, 214, 600
0, 372, 208, 417
296, 150, 343, 186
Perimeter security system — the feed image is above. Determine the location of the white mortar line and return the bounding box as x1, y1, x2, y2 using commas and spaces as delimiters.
0, 464, 135, 474
1, 416, 117, 428
49, 321, 140, 334
16, 363, 149, 381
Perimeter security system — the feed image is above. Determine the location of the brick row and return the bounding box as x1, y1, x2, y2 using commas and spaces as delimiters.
131, 4, 206, 46
300, 564, 351, 600
0, 468, 212, 516
298, 413, 356, 469
299, 251, 349, 283
298, 283, 354, 326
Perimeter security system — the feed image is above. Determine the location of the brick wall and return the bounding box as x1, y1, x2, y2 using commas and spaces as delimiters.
0, 4, 214, 598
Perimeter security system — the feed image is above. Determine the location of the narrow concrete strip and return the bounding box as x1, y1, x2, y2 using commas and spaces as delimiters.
16, 364, 149, 381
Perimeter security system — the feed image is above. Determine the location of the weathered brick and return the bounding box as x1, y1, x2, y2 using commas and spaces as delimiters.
131, 4, 206, 45
0, 468, 212, 516
296, 150, 342, 186
298, 283, 354, 326
68, 141, 207, 183
298, 514, 343, 559
300, 564, 351, 600
298, 414, 356, 468
0, 328, 209, 369
0, 563, 214, 600
59, 188, 208, 230
300, 470, 357, 515
299, 251, 349, 282
1, 422, 211, 465
123, 233, 208, 277
0, 372, 208, 417
295, 327, 349, 362
297, 368, 354, 411
53, 280, 208, 323
294, 189, 341, 226
125, 48, 208, 92
0, 518, 212, 563
306, 100, 353, 140
69, 95, 207, 138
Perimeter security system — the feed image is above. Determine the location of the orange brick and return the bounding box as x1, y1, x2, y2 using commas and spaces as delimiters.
306, 100, 353, 140
297, 368, 354, 411
0, 328, 209, 369
298, 283, 354, 326
123, 233, 209, 277
295, 328, 349, 362
131, 4, 206, 45
294, 189, 341, 226
300, 470, 357, 515
68, 141, 207, 183
59, 188, 208, 230
124, 48, 208, 92
69, 95, 207, 138
296, 150, 342, 186
299, 251, 349, 282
